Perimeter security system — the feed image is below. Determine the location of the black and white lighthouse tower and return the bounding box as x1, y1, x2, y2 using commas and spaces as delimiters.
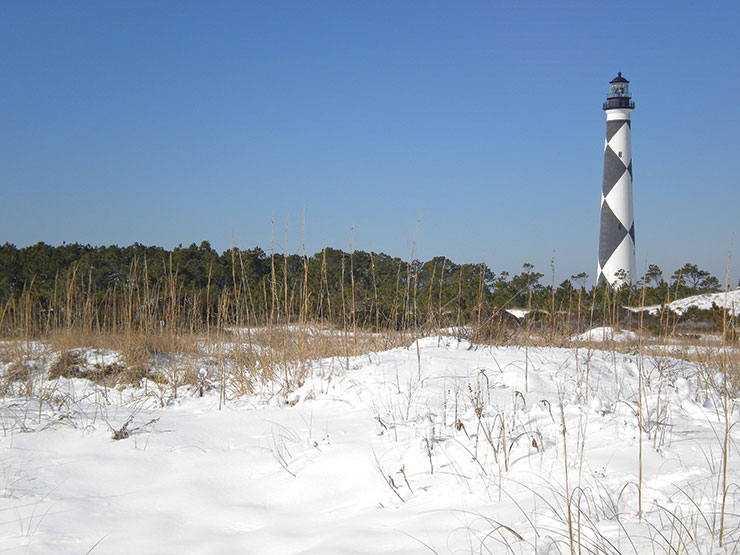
597, 72, 636, 287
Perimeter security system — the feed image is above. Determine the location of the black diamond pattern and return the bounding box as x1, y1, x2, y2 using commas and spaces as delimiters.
598, 202, 629, 269
599, 111, 634, 286
602, 146, 627, 197
606, 120, 627, 143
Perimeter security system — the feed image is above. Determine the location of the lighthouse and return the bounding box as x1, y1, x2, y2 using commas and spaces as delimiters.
597, 72, 636, 287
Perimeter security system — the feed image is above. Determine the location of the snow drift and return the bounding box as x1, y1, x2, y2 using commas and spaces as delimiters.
0, 335, 738, 553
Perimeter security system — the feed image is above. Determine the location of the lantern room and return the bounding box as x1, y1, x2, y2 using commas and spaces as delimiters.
603, 72, 636, 110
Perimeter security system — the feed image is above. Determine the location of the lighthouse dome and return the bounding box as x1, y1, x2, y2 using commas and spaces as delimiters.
610, 72, 629, 84
603, 72, 635, 110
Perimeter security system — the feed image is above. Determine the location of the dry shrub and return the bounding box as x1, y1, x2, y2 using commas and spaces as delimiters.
48, 350, 85, 380
47, 347, 156, 387
229, 345, 259, 394
48, 349, 127, 385
48, 329, 101, 353
0, 344, 14, 364
220, 324, 409, 394
463, 311, 520, 345
114, 331, 192, 386
121, 342, 153, 385
2, 360, 32, 392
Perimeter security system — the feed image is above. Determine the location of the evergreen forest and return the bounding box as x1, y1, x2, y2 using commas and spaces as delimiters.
0, 241, 728, 336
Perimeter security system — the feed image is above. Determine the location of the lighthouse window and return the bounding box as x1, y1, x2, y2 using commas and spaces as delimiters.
618, 151, 623, 158
610, 82, 630, 97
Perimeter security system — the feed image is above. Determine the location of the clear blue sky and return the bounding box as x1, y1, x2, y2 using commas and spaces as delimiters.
1, 1, 738, 285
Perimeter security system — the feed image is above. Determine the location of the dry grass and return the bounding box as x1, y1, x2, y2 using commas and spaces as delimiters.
1, 278, 738, 552
47, 350, 129, 385
2, 310, 736, 401
1, 247, 736, 400
1, 360, 32, 393
0, 323, 412, 399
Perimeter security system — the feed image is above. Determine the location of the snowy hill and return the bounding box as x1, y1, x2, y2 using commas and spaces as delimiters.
0, 335, 738, 553
572, 326, 639, 342
631, 288, 740, 317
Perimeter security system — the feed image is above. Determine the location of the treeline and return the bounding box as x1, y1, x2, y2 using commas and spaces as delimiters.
0, 241, 727, 335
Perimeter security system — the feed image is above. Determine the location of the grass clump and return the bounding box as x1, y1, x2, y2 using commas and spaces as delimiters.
47, 349, 85, 380
1, 360, 33, 394
47, 348, 153, 386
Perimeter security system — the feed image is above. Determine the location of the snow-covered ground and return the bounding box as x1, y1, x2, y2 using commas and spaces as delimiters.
1, 334, 739, 553
572, 326, 639, 343
631, 288, 740, 317
505, 309, 529, 320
